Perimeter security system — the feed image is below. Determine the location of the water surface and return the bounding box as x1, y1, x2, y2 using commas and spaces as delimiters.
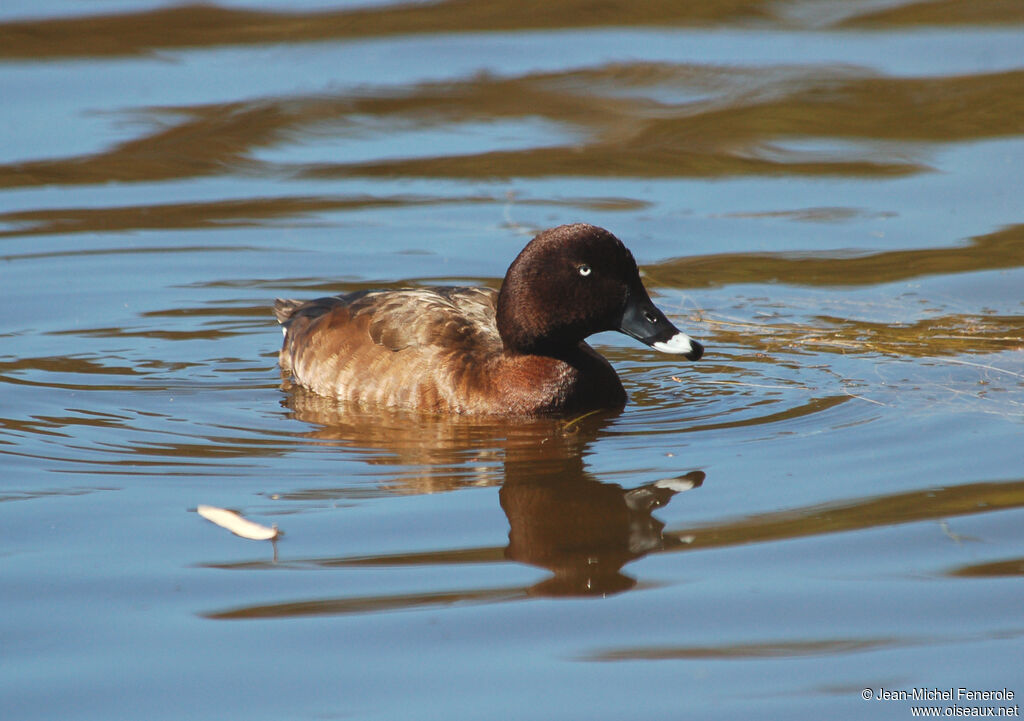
2, 2, 1022, 719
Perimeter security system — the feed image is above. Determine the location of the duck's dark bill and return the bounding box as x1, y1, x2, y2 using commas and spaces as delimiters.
617, 287, 704, 361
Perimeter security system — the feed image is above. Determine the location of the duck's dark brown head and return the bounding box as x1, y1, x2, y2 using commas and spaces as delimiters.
496, 223, 703, 360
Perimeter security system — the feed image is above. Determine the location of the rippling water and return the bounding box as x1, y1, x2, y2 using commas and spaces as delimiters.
2, 2, 1023, 719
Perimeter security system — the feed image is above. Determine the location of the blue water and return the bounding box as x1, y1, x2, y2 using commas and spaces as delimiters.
2, 2, 1023, 719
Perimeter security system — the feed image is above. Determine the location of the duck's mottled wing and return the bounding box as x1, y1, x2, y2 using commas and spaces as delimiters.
274, 287, 504, 410
350, 287, 501, 353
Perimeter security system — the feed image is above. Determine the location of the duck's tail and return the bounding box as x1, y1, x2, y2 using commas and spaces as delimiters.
273, 298, 305, 325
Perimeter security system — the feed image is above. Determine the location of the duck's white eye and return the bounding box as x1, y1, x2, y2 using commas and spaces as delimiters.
577, 264, 592, 277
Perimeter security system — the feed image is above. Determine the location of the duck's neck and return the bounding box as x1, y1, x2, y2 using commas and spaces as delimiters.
496, 284, 587, 359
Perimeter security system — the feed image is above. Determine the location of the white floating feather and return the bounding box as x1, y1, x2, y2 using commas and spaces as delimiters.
197, 504, 280, 541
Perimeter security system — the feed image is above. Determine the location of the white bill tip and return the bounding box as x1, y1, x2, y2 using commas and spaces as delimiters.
654, 477, 697, 492
652, 332, 696, 355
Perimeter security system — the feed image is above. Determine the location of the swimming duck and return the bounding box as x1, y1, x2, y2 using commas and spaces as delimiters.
275, 223, 702, 415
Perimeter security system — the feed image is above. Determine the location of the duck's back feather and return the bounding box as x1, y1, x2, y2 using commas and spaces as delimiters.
276, 288, 513, 412
277, 287, 500, 350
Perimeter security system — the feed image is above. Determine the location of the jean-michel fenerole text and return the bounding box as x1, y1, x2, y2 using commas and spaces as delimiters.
874, 688, 1015, 702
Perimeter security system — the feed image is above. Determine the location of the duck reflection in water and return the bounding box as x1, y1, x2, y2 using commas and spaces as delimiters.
281, 388, 706, 598
502, 463, 704, 596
